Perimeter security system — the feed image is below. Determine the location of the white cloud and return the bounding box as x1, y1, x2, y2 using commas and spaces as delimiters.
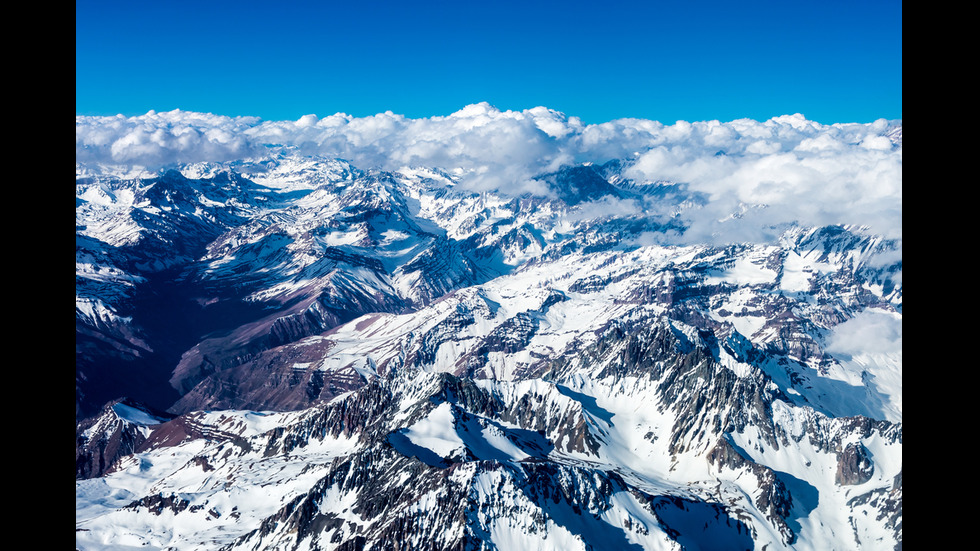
76, 105, 902, 243
621, 115, 902, 243
825, 309, 902, 358
76, 110, 263, 167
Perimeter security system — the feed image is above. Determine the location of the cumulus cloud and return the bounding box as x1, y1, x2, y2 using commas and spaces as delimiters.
76, 110, 264, 167
621, 116, 902, 243
76, 104, 902, 243
825, 309, 902, 358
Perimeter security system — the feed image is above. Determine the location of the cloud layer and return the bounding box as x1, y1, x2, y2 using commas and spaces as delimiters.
76, 104, 902, 242
826, 308, 903, 358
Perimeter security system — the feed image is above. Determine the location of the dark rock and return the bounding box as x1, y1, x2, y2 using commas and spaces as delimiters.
836, 442, 874, 485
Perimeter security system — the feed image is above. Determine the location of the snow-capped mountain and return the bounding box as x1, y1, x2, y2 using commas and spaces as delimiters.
76, 122, 901, 550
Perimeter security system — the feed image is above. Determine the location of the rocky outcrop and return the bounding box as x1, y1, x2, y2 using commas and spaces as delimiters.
124, 493, 191, 516
836, 441, 875, 486
707, 436, 796, 544
75, 398, 172, 479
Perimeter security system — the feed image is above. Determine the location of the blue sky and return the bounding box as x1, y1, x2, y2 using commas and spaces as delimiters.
76, 0, 901, 125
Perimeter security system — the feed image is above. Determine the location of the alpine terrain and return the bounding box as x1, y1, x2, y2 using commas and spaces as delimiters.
76, 109, 902, 550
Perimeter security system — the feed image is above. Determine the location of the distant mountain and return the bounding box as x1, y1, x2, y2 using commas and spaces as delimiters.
76, 144, 901, 550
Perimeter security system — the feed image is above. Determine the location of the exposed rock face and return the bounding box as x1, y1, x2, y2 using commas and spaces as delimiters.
836, 441, 875, 486
75, 398, 172, 479
707, 436, 796, 544
125, 493, 191, 516
167, 334, 368, 415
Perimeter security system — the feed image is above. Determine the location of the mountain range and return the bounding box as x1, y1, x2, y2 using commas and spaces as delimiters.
76, 129, 902, 550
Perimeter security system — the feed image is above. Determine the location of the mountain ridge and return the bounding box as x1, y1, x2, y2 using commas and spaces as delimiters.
76, 150, 901, 550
